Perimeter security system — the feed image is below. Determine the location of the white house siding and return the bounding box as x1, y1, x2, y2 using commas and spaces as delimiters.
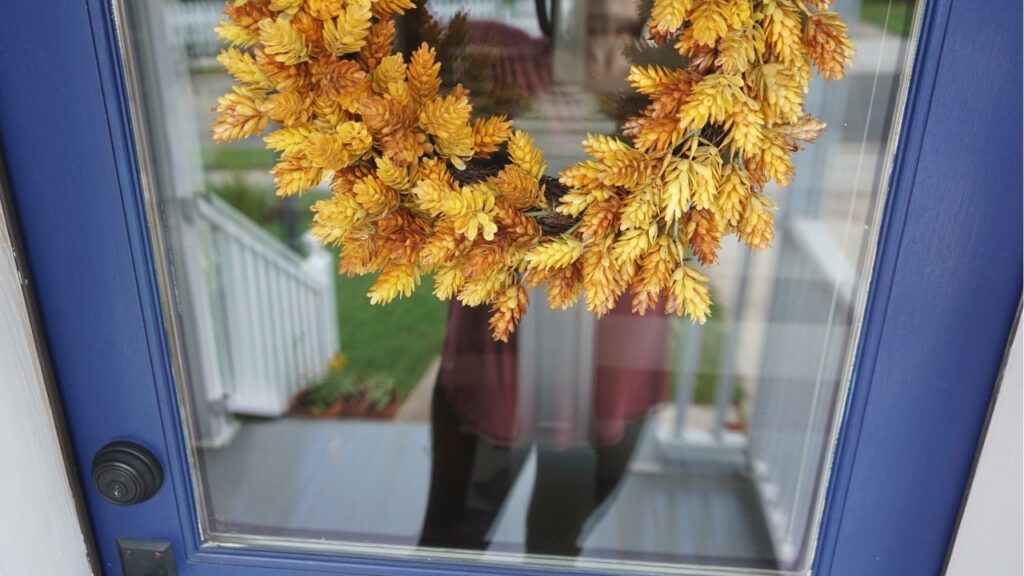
946, 311, 1023, 576
0, 190, 93, 575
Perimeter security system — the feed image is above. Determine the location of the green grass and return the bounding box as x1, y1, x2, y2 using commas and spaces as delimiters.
334, 273, 448, 396
207, 173, 276, 225
207, 173, 322, 248
203, 146, 277, 171
861, 0, 915, 36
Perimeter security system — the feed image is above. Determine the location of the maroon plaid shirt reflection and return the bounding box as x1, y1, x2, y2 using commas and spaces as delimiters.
437, 297, 671, 448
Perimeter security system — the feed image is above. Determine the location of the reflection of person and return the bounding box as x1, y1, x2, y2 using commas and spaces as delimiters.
415, 1, 671, 556
418, 298, 670, 556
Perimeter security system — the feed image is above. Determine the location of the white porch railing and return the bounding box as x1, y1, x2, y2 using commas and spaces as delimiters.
189, 195, 338, 445
745, 219, 856, 565
165, 1, 223, 59
654, 217, 857, 564
656, 0, 873, 562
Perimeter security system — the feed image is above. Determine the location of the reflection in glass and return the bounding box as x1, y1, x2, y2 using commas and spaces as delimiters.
121, 0, 920, 573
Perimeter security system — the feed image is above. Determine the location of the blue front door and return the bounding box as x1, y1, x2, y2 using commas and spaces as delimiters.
0, 1, 1019, 575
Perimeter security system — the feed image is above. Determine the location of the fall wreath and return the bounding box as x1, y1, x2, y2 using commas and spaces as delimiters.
211, 0, 853, 341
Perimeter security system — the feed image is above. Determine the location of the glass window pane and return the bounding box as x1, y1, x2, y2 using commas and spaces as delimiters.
119, 0, 922, 573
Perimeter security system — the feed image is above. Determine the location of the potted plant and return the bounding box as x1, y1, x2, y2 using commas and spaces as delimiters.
291, 371, 348, 418
290, 352, 353, 418
365, 375, 401, 420
338, 375, 369, 418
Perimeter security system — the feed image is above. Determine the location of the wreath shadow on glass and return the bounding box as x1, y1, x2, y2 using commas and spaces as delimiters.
211, 0, 854, 342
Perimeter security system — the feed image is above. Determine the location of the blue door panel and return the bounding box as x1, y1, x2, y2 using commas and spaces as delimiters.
0, 2, 193, 573
0, 1, 1019, 575
812, 0, 1023, 574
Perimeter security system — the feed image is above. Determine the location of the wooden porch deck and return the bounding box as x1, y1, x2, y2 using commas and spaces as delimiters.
199, 418, 777, 569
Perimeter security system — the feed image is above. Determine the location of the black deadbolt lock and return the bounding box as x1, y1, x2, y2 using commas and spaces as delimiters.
92, 441, 163, 505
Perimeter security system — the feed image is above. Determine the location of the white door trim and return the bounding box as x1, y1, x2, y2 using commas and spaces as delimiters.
0, 165, 94, 575
946, 304, 1023, 576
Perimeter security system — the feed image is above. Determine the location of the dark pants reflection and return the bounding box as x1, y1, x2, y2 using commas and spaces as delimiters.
419, 383, 644, 557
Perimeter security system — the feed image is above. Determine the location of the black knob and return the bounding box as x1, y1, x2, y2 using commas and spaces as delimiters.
92, 441, 163, 505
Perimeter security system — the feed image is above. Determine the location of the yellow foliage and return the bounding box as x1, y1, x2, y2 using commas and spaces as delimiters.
264, 125, 313, 155
717, 165, 751, 229
680, 74, 744, 132
311, 194, 367, 244
612, 227, 655, 268
211, 85, 268, 143
441, 183, 498, 241
360, 19, 397, 70
724, 97, 765, 158
457, 268, 511, 307
689, 0, 735, 47
524, 236, 584, 272
558, 160, 605, 193
627, 65, 678, 95
507, 130, 547, 180
259, 17, 310, 65
666, 265, 711, 324
471, 116, 513, 157
368, 262, 420, 305
715, 27, 764, 75
490, 165, 544, 210
661, 158, 693, 224
419, 92, 472, 140
269, 0, 302, 15
630, 236, 676, 315
407, 43, 442, 104
750, 64, 804, 125
489, 285, 528, 342
353, 175, 398, 215
262, 90, 313, 126
763, 0, 804, 65
210, 0, 854, 340
305, 0, 346, 20
322, 0, 372, 56
372, 0, 416, 17
272, 156, 323, 196
217, 48, 272, 89
582, 235, 627, 318
738, 193, 776, 250
215, 20, 259, 48
546, 264, 583, 310
805, 12, 855, 80
649, 0, 692, 36
618, 188, 657, 231
371, 53, 407, 93
374, 156, 412, 190
433, 124, 474, 168
433, 263, 465, 300
579, 197, 620, 239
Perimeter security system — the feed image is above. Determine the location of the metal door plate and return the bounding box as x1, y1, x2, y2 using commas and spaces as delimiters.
117, 539, 176, 576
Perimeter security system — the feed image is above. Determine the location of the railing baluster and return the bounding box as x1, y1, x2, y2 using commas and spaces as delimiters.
674, 320, 704, 438
285, 277, 299, 394
246, 248, 266, 408
190, 196, 338, 416
299, 282, 315, 384
224, 235, 244, 400
713, 251, 753, 440
267, 259, 286, 407
257, 256, 277, 408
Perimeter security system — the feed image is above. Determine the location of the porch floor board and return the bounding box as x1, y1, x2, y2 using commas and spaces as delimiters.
200, 418, 776, 568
